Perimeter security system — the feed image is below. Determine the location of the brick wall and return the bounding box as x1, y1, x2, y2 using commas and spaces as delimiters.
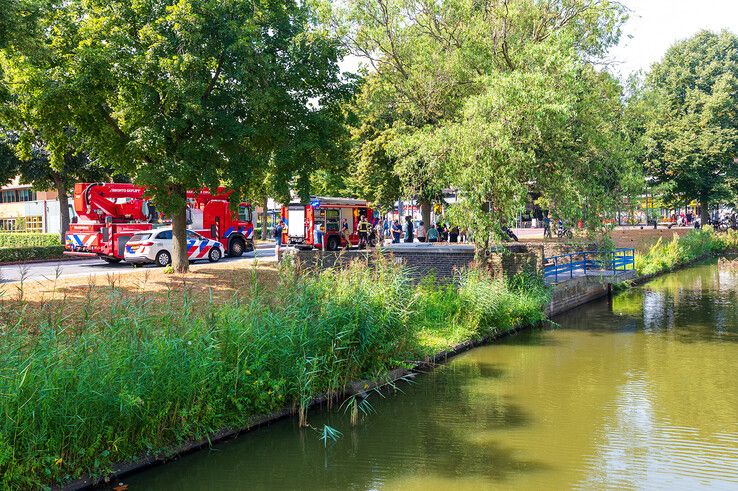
284, 245, 476, 282
283, 243, 550, 282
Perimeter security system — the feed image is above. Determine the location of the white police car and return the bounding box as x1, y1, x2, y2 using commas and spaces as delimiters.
124, 227, 223, 266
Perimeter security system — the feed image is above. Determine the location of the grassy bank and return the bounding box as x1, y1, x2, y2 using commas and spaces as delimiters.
635, 227, 738, 276
0, 258, 549, 488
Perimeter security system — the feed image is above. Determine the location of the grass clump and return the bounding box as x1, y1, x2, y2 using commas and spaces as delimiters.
0, 258, 549, 488
635, 227, 731, 276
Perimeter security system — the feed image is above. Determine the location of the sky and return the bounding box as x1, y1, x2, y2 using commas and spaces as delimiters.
341, 0, 738, 79
608, 0, 738, 78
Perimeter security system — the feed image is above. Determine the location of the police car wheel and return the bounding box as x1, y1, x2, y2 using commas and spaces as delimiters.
208, 247, 222, 263
155, 250, 171, 267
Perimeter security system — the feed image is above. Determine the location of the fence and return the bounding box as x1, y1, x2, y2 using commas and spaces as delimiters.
543, 248, 635, 282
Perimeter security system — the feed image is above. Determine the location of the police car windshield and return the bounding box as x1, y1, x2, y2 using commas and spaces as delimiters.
130, 233, 151, 242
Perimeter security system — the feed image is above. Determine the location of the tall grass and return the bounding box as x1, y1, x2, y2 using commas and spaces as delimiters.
635, 227, 735, 276
0, 258, 549, 488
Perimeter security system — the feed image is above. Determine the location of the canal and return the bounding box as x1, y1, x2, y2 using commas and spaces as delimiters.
126, 259, 738, 490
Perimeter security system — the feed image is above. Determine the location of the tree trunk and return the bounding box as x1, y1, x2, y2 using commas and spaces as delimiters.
419, 198, 431, 227
171, 186, 189, 273
700, 197, 710, 225
53, 175, 70, 245
260, 198, 269, 240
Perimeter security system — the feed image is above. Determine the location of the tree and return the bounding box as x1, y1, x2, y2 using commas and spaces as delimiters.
437, 45, 639, 254
341, 0, 632, 248
642, 30, 738, 223
1, 0, 345, 272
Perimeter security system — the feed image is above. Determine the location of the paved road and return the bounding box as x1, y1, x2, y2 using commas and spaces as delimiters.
0, 247, 277, 283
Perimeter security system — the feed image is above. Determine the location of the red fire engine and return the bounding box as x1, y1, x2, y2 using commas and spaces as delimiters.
65, 182, 254, 262
281, 197, 377, 250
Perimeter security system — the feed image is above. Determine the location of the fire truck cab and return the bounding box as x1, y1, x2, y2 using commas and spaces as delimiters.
282, 197, 376, 251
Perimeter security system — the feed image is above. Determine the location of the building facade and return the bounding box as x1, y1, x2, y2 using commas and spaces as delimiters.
0, 177, 72, 234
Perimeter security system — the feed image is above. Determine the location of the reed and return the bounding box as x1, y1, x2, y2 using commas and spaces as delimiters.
635, 227, 734, 276
0, 257, 549, 488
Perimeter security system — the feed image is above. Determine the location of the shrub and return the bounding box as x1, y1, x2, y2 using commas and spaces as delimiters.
0, 245, 65, 263
0, 233, 60, 248
635, 227, 728, 276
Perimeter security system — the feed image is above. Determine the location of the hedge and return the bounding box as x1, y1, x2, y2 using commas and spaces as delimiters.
0, 245, 65, 263
0, 233, 60, 248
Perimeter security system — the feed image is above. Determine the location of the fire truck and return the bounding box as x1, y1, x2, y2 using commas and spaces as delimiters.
281, 197, 377, 250
65, 182, 254, 262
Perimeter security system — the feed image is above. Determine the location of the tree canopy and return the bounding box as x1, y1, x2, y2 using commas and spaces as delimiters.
340, 0, 637, 251
641, 30, 738, 222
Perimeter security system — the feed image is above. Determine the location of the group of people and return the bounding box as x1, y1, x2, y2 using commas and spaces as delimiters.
385, 216, 467, 244
272, 214, 469, 253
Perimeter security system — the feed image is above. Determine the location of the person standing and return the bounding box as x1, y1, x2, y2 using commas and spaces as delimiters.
391, 219, 402, 243
404, 216, 414, 243
417, 221, 427, 242
358, 215, 370, 248
449, 225, 459, 243
341, 218, 351, 249
428, 224, 439, 243
543, 215, 552, 239
275, 219, 285, 254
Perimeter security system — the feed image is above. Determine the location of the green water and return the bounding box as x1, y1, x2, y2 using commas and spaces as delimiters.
125, 260, 738, 490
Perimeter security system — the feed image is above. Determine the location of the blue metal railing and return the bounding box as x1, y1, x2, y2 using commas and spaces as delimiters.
543, 248, 635, 282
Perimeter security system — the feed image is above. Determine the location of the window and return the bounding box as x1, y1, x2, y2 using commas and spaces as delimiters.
1, 190, 16, 203
238, 205, 252, 222
156, 230, 173, 240
24, 216, 42, 233
129, 233, 152, 242
325, 209, 339, 232
186, 230, 202, 240
17, 189, 36, 202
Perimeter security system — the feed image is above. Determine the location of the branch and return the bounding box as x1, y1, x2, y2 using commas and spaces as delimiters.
100, 104, 128, 141
202, 50, 226, 102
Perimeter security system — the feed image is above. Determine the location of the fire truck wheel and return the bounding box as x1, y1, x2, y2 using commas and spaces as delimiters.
326, 236, 340, 251
155, 250, 172, 267
102, 257, 122, 264
228, 238, 245, 257
208, 247, 222, 263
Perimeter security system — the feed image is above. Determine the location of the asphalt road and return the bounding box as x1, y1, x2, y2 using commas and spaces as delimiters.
0, 247, 277, 283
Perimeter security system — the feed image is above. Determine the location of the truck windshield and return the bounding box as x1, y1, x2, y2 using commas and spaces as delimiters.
238, 205, 251, 222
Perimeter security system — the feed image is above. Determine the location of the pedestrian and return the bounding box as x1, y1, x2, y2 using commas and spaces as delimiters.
428, 223, 439, 243
404, 216, 414, 243
341, 218, 351, 249
391, 219, 402, 243
543, 215, 551, 239
358, 215, 370, 248
449, 225, 459, 243
275, 219, 284, 254
417, 221, 427, 242
441, 224, 449, 242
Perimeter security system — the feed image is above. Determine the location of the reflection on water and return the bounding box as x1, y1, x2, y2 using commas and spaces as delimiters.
126, 260, 738, 490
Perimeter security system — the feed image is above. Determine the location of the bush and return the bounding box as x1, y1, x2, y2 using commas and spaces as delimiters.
635, 227, 728, 276
0, 233, 60, 248
0, 258, 550, 487
0, 245, 65, 263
